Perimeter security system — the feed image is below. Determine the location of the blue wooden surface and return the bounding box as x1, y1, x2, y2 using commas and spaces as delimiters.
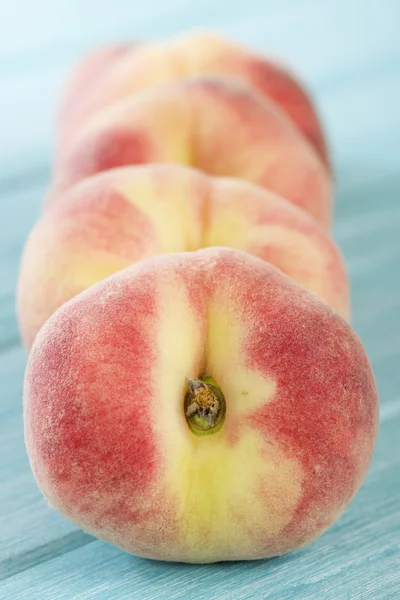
1, 1, 400, 598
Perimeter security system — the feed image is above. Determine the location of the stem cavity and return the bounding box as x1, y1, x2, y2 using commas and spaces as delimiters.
184, 376, 226, 436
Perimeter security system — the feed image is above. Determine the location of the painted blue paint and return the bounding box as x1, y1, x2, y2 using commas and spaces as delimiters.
0, 0, 399, 597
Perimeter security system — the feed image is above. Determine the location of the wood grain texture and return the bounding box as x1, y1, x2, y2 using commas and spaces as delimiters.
0, 0, 399, 597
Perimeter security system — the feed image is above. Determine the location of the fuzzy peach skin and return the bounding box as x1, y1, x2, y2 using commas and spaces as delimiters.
24, 247, 378, 563
18, 164, 348, 349
58, 31, 329, 168
52, 78, 331, 227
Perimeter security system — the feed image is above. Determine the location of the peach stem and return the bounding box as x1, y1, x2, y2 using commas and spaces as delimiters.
184, 376, 226, 436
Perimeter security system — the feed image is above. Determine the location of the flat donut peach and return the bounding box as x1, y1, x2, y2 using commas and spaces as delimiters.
53, 78, 331, 227
58, 31, 329, 168
18, 164, 347, 349
24, 247, 377, 563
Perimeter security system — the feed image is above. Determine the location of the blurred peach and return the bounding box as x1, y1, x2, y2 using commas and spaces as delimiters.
19, 164, 347, 349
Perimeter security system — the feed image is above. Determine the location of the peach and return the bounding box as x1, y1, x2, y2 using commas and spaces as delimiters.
58, 31, 329, 168
18, 164, 348, 349
24, 247, 378, 563
53, 78, 331, 226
